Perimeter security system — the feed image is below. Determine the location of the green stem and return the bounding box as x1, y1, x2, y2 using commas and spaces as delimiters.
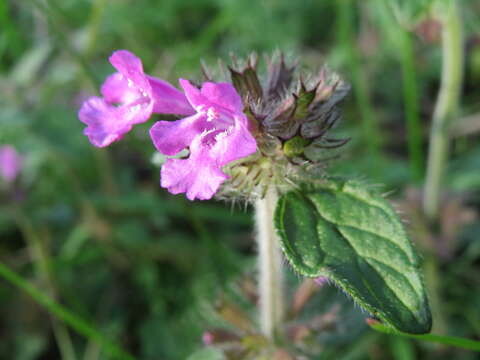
13, 209, 77, 360
255, 188, 284, 341
399, 29, 423, 182
369, 321, 480, 352
423, 0, 464, 220
336, 0, 381, 160
0, 261, 135, 360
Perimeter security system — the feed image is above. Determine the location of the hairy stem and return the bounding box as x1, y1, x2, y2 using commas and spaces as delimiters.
255, 188, 284, 341
423, 0, 464, 220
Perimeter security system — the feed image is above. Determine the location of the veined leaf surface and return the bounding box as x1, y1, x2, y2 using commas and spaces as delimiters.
274, 179, 432, 334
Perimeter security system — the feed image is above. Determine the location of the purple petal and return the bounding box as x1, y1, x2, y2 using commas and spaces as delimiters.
109, 50, 150, 94
161, 158, 227, 200
149, 113, 208, 156
179, 79, 208, 111
79, 97, 123, 147
200, 82, 244, 113
161, 159, 228, 200
160, 141, 228, 201
0, 145, 22, 183
210, 114, 257, 165
81, 50, 198, 148
108, 51, 194, 116
147, 76, 194, 115
79, 96, 152, 147
101, 73, 139, 104
179, 79, 244, 114
149, 78, 256, 200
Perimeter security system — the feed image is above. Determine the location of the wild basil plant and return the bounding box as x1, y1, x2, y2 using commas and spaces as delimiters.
78, 51, 432, 357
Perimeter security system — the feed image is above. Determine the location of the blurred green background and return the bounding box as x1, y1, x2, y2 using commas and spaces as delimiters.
1, 0, 480, 359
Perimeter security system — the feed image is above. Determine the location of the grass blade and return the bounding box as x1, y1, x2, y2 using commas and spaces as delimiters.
0, 261, 136, 360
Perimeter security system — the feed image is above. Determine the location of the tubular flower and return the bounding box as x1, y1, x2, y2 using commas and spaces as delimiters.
78, 50, 193, 147
150, 79, 257, 200
0, 145, 22, 183
78, 50, 257, 200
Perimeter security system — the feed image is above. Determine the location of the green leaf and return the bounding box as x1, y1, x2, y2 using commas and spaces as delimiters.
187, 348, 225, 360
369, 320, 480, 352
274, 179, 432, 334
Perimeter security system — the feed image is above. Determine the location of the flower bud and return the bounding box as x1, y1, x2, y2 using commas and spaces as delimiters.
211, 53, 350, 201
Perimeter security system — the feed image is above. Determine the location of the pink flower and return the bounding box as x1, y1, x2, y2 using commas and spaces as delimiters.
202, 331, 214, 345
314, 276, 328, 286
78, 50, 194, 147
150, 79, 257, 200
78, 50, 257, 200
0, 145, 22, 183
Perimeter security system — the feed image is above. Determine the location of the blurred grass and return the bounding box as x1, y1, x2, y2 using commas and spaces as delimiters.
335, 0, 381, 162
1, 0, 480, 359
0, 261, 134, 360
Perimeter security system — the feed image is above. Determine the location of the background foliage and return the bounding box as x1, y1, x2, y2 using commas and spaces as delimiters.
1, 0, 480, 359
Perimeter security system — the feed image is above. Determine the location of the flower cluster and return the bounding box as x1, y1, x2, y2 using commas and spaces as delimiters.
79, 50, 256, 200
78, 51, 348, 201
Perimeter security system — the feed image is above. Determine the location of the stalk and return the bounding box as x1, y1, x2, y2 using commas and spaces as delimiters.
399, 29, 423, 182
422, 0, 463, 336
423, 0, 464, 220
255, 187, 284, 340
336, 0, 381, 160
